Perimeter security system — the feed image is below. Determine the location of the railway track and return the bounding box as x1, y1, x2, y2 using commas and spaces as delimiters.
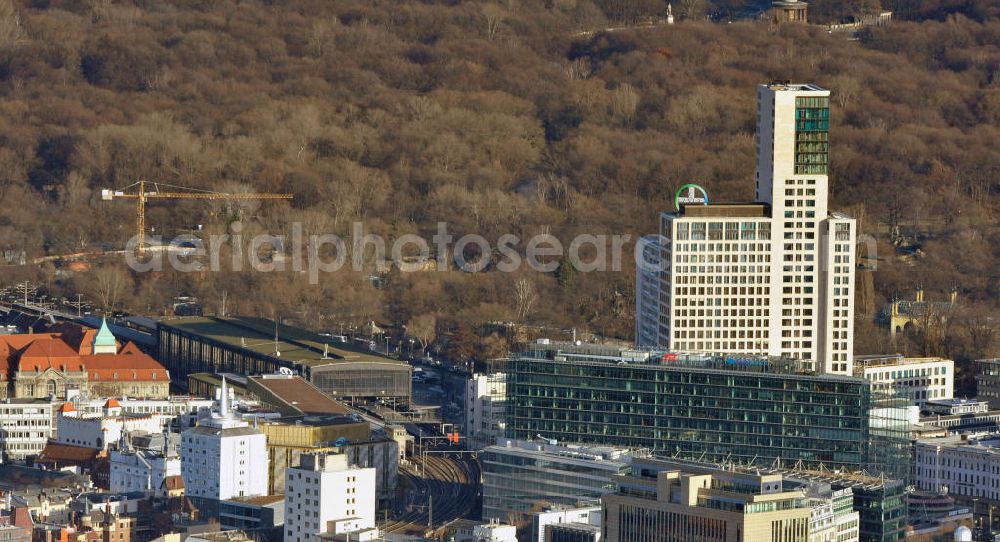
382, 454, 481, 536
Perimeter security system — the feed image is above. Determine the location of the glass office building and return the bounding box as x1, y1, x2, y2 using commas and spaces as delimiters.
505, 344, 910, 481
481, 438, 631, 522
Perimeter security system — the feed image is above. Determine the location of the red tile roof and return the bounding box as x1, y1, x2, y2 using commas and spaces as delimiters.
60, 402, 77, 413
19, 338, 80, 362
0, 328, 168, 384
0, 334, 61, 379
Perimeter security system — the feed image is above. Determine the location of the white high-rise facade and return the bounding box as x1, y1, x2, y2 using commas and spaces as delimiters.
284, 453, 378, 542
180, 378, 268, 501
635, 235, 662, 348
640, 83, 856, 375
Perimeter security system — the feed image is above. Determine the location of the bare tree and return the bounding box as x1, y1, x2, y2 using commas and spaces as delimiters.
482, 4, 506, 40
407, 314, 437, 354
611, 83, 639, 126
513, 278, 537, 322
86, 265, 133, 312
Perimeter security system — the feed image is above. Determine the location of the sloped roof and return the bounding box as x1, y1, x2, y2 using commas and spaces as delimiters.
0, 330, 165, 381
37, 443, 100, 464
15, 340, 169, 381
44, 323, 100, 354
19, 338, 80, 362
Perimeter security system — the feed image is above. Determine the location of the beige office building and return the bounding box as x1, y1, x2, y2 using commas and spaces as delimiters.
602, 464, 811, 542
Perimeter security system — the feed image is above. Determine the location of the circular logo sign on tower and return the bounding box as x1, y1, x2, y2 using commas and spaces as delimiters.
674, 184, 709, 211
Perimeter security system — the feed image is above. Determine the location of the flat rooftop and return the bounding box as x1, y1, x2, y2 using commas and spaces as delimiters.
519, 342, 857, 381
260, 414, 360, 427
853, 355, 950, 371
631, 456, 898, 491
487, 438, 635, 465
223, 494, 285, 506
925, 399, 985, 407
678, 203, 770, 218
765, 82, 827, 92
160, 316, 408, 369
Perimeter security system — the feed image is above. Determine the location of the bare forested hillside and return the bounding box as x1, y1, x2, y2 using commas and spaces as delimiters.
0, 0, 997, 367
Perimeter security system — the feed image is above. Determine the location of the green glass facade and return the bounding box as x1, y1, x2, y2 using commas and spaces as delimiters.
794, 96, 829, 174
505, 347, 910, 481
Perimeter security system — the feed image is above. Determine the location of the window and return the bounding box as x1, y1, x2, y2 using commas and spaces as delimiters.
794, 97, 829, 174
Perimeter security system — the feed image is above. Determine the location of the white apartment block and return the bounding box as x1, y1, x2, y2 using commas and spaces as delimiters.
466, 373, 507, 449
913, 435, 1000, 501
854, 355, 954, 406
641, 83, 856, 375
284, 453, 378, 542
181, 379, 268, 501
0, 398, 53, 460
110, 442, 181, 495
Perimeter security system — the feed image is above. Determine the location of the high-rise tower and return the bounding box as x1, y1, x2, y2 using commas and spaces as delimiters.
639, 83, 856, 375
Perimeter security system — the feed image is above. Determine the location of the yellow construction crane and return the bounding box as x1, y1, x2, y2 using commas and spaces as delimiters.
101, 180, 293, 257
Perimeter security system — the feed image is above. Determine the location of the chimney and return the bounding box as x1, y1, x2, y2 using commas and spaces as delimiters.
916, 288, 924, 303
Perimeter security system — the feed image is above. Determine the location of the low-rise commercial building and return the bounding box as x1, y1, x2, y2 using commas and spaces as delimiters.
481, 439, 632, 522
547, 522, 601, 542
455, 521, 518, 542
257, 416, 397, 501
609, 458, 903, 542
532, 505, 601, 542
219, 495, 285, 533
854, 355, 953, 406
975, 358, 1000, 409
0, 398, 53, 460
918, 407, 1000, 435
913, 435, 1000, 501
602, 459, 813, 542
782, 470, 905, 542
923, 399, 988, 416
